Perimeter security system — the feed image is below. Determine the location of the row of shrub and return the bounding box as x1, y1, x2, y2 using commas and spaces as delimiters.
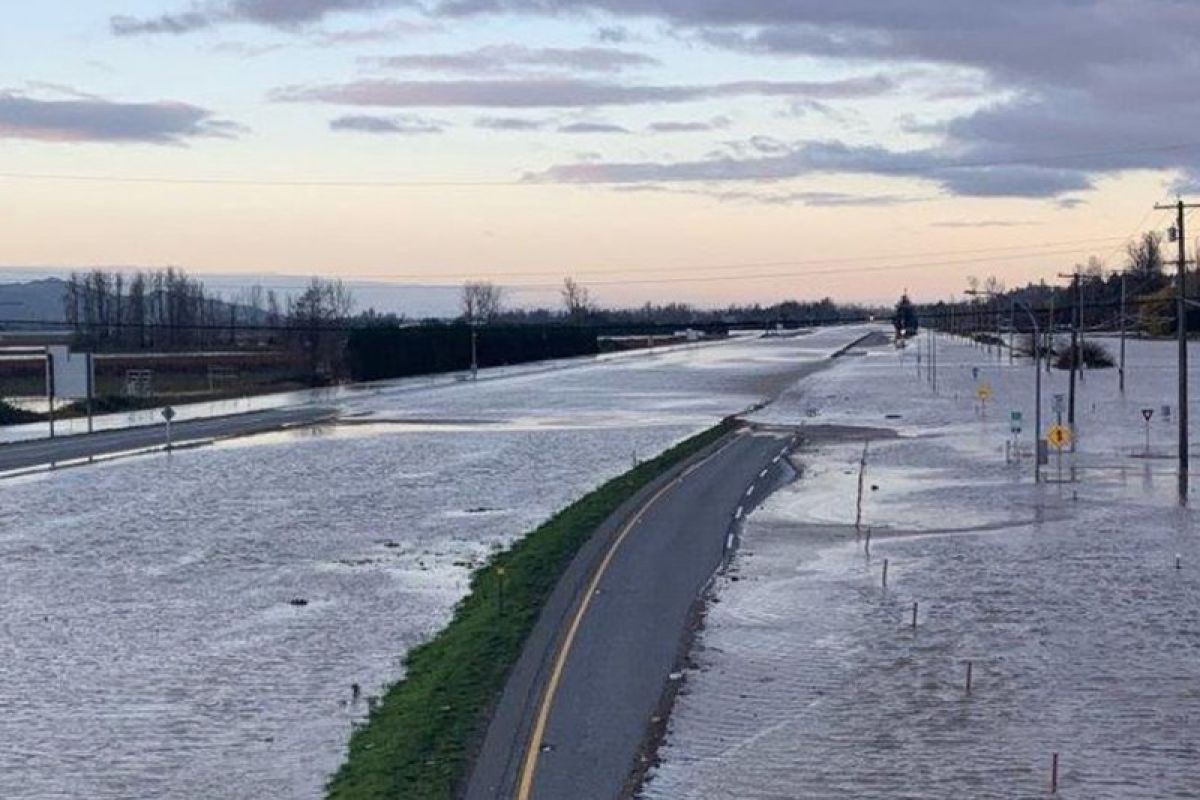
346, 324, 601, 382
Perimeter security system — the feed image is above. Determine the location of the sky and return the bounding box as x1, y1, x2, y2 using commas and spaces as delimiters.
2, 1, 1199, 312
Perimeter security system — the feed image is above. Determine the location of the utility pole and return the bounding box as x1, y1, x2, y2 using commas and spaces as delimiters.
1046, 294, 1055, 374
470, 323, 479, 381
1077, 272, 1086, 384
1009, 300, 1016, 364
926, 315, 937, 394
1119, 273, 1127, 394
1155, 198, 1200, 503
1057, 271, 1081, 453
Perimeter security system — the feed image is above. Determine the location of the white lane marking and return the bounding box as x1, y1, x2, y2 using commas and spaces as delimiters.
725, 533, 735, 550
772, 455, 781, 464
735, 505, 744, 519
759, 468, 769, 478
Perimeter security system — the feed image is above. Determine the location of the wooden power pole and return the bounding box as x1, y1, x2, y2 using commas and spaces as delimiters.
1155, 199, 1200, 504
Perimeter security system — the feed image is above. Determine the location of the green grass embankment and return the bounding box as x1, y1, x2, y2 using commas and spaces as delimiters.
326, 419, 736, 800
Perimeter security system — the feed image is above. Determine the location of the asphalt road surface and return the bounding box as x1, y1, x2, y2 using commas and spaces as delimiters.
465, 427, 798, 800
0, 406, 337, 474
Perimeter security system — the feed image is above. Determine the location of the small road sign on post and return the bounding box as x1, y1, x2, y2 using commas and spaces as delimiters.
1047, 424, 1072, 450
1142, 408, 1155, 456
162, 406, 176, 451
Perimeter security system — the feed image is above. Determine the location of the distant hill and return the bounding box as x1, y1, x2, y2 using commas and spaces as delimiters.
0, 273, 469, 321
0, 278, 69, 323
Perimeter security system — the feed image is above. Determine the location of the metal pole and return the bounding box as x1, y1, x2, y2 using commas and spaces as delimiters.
1009, 300, 1015, 364
932, 328, 937, 395
1119, 274, 1127, 394
46, 350, 56, 440
1068, 274, 1079, 453
1027, 305, 1042, 485
1177, 199, 1189, 502
86, 353, 95, 434
1078, 274, 1086, 384
470, 323, 479, 381
1046, 295, 1055, 374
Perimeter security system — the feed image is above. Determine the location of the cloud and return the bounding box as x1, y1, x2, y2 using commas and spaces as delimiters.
932, 220, 1039, 229
368, 45, 659, 74
0, 91, 240, 143
420, 0, 1200, 196
594, 25, 633, 44
329, 113, 444, 133
317, 17, 441, 44
273, 74, 897, 108
527, 138, 1096, 198
558, 121, 629, 134
110, 11, 211, 36
110, 1, 412, 35
646, 115, 730, 133
612, 183, 922, 207
474, 116, 548, 131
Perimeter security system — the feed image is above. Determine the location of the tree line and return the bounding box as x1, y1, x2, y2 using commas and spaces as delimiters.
925, 230, 1198, 338
458, 276, 871, 328
64, 268, 354, 381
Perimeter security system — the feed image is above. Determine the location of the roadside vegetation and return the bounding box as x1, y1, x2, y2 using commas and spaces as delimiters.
325, 419, 737, 800
1054, 339, 1116, 370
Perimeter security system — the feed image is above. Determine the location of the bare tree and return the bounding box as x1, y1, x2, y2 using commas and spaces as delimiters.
1127, 231, 1164, 276
561, 277, 593, 321
460, 281, 504, 323
287, 277, 355, 381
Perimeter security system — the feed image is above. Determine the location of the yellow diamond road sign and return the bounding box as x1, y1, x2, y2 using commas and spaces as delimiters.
1047, 424, 1072, 450
976, 383, 993, 401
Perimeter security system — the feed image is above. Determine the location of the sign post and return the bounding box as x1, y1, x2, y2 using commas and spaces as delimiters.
162, 406, 176, 452
976, 382, 993, 415
1049, 394, 1071, 482
1142, 408, 1155, 457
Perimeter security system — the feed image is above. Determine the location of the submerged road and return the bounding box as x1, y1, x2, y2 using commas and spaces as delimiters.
0, 406, 337, 474
465, 426, 798, 800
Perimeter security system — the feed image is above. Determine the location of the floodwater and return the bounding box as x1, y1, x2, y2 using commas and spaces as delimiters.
0, 327, 865, 799
644, 333, 1200, 799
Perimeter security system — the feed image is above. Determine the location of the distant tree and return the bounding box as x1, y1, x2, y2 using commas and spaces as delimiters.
561, 277, 593, 322
1081, 255, 1105, 282
893, 293, 919, 338
460, 281, 504, 323
287, 277, 354, 382
1128, 231, 1164, 276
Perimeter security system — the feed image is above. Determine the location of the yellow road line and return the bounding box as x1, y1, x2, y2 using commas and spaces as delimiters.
514, 434, 740, 800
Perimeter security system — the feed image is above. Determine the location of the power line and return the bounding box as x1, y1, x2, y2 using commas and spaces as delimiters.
16, 235, 1127, 293
505, 243, 1134, 288
359, 235, 1127, 281
0, 172, 517, 188
3, 141, 1200, 188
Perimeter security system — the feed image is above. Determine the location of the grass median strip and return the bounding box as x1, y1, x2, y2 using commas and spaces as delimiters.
326, 419, 736, 800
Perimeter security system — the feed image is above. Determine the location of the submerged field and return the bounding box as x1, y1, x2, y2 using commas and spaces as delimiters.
644, 333, 1200, 799
0, 328, 862, 799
